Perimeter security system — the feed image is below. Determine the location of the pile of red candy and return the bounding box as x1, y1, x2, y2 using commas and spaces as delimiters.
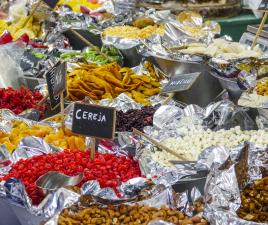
0, 86, 45, 116
1, 150, 141, 205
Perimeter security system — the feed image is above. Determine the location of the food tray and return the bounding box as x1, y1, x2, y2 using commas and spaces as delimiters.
63, 29, 102, 50
148, 56, 223, 107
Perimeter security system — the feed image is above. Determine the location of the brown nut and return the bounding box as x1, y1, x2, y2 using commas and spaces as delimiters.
91, 218, 104, 224
191, 216, 201, 223
181, 219, 194, 225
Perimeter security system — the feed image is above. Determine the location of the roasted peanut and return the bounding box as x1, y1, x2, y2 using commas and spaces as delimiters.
191, 216, 201, 223
181, 219, 194, 225
58, 204, 208, 225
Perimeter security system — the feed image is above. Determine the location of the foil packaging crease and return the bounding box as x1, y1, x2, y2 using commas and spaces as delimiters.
0, 137, 155, 219
0, 137, 79, 218
144, 100, 256, 142
139, 12, 220, 62
204, 143, 268, 225
136, 142, 199, 189
140, 34, 205, 63
45, 184, 189, 225
102, 35, 141, 50
0, 109, 60, 135
0, 136, 60, 176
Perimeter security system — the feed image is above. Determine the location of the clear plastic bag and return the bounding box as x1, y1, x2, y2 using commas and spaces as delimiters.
0, 42, 25, 89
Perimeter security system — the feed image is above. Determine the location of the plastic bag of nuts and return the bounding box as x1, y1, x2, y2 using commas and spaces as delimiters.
58, 203, 208, 225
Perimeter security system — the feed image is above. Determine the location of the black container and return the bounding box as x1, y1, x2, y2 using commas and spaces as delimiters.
63, 29, 102, 50
172, 171, 208, 197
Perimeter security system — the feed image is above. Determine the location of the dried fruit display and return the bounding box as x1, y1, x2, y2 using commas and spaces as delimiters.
0, 86, 45, 116
116, 106, 156, 132
1, 150, 141, 205
0, 16, 41, 40
0, 122, 85, 152
67, 62, 162, 105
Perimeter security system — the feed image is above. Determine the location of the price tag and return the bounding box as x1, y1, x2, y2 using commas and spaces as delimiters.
72, 103, 116, 140
42, 0, 59, 8
45, 62, 67, 109
259, 0, 268, 10
162, 72, 200, 93
20, 51, 42, 72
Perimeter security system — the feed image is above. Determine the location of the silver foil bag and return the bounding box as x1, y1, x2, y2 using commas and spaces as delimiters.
145, 100, 256, 142
204, 143, 268, 225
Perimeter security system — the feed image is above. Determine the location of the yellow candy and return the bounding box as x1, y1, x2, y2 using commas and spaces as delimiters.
0, 20, 7, 35
0, 122, 86, 152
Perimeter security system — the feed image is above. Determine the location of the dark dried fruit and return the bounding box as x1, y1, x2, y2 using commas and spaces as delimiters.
116, 106, 157, 132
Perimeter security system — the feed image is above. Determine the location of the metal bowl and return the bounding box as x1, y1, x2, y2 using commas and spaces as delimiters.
147, 55, 223, 107
63, 29, 102, 50
210, 70, 243, 102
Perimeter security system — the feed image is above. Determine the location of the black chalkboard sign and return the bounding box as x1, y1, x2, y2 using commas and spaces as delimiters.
162, 72, 201, 93
20, 51, 41, 72
49, 90, 67, 109
259, 0, 268, 10
42, 0, 59, 8
45, 62, 67, 109
72, 103, 116, 140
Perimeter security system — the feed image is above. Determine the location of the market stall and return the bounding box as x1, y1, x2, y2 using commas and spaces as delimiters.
0, 0, 267, 225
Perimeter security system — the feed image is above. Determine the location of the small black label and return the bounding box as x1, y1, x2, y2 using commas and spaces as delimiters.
258, 0, 268, 10
162, 72, 200, 93
20, 51, 41, 72
42, 0, 59, 8
45, 62, 66, 109
72, 103, 116, 140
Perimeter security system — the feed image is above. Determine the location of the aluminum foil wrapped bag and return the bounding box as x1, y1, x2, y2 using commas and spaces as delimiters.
113, 0, 137, 14
238, 92, 268, 108
57, 12, 94, 31
0, 135, 152, 221
204, 143, 268, 225
139, 11, 221, 62
0, 137, 80, 221
45, 11, 98, 47
137, 100, 258, 187
102, 33, 141, 50
45, 182, 203, 225
208, 44, 267, 83
140, 33, 205, 63
101, 9, 168, 49
209, 57, 257, 79
0, 109, 60, 134
145, 99, 256, 142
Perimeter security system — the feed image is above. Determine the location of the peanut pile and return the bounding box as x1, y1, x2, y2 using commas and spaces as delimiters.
58, 204, 208, 225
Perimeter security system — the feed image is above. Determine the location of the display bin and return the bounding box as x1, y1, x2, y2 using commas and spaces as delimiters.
9, 203, 45, 225
216, 13, 267, 42
0, 199, 21, 225
147, 56, 223, 107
